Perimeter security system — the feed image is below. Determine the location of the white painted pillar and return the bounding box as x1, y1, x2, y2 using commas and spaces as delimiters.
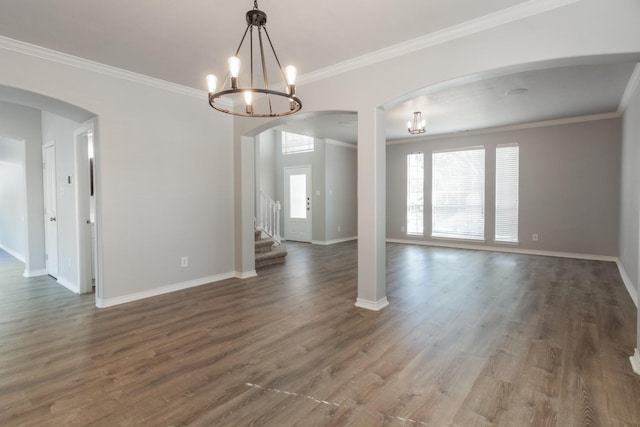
355, 107, 388, 311
234, 135, 257, 278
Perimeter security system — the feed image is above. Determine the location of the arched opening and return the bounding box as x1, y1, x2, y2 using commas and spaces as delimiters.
244, 110, 359, 271
0, 85, 101, 301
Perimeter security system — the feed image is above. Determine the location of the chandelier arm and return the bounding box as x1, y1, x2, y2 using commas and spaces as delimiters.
234, 24, 252, 57
249, 26, 254, 88
257, 26, 274, 115
262, 27, 288, 87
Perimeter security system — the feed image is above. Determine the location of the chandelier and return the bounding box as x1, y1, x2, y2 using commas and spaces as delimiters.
408, 112, 426, 135
206, 0, 302, 117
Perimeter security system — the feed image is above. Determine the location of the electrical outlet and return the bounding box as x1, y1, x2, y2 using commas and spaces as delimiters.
532, 234, 538, 241
338, 225, 341, 232
401, 226, 406, 233
181, 256, 188, 267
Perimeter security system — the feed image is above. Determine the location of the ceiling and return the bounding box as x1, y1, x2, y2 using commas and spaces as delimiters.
0, 1, 637, 143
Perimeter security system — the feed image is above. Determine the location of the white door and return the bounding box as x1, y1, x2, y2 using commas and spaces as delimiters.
284, 166, 312, 242
43, 143, 58, 278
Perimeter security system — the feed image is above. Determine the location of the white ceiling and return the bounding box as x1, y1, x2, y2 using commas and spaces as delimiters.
0, 1, 638, 143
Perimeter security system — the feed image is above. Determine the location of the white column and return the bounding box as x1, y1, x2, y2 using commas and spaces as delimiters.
235, 135, 257, 278
355, 107, 388, 310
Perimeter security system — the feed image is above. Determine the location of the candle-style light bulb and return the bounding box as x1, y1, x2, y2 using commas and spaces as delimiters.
285, 65, 297, 85
206, 74, 217, 94
228, 56, 241, 89
244, 91, 253, 114
285, 65, 297, 98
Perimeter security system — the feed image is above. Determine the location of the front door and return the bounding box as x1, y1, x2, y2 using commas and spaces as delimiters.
43, 143, 58, 278
284, 166, 312, 242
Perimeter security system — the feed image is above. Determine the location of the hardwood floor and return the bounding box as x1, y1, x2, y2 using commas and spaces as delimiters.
1, 243, 639, 426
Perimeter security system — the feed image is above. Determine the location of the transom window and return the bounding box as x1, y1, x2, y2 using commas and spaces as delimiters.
282, 131, 314, 154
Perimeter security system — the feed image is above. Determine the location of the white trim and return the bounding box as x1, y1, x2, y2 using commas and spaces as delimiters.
355, 297, 389, 311
57, 277, 80, 294
619, 63, 640, 112
631, 349, 640, 376
0, 244, 25, 263
0, 35, 234, 107
22, 268, 47, 277
615, 259, 638, 307
300, 0, 580, 86
95, 272, 236, 308
387, 112, 622, 145
236, 270, 258, 279
386, 238, 617, 262
312, 236, 357, 246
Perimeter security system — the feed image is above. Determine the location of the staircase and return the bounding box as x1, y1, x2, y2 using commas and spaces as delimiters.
255, 229, 287, 268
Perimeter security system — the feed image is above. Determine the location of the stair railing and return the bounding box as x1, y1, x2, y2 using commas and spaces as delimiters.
258, 191, 282, 245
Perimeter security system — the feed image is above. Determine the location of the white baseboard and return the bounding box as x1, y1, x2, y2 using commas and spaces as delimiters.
312, 236, 357, 246
96, 272, 237, 308
0, 244, 25, 262
355, 297, 389, 311
386, 238, 617, 262
23, 268, 47, 277
236, 270, 257, 279
631, 349, 640, 376
57, 277, 80, 294
616, 259, 638, 307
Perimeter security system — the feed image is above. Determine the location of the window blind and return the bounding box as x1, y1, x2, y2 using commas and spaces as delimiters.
495, 144, 519, 242
432, 147, 485, 240
282, 131, 314, 154
407, 153, 424, 235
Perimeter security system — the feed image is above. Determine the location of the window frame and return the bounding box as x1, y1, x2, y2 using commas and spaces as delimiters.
406, 152, 424, 236
431, 146, 486, 241
495, 143, 520, 244
281, 131, 314, 155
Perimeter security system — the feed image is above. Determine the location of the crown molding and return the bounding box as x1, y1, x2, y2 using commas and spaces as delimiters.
300, 0, 581, 86
1, 0, 580, 103
387, 111, 621, 145
0, 35, 236, 106
618, 63, 640, 112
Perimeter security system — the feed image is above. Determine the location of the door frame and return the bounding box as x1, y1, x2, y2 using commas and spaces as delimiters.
73, 120, 99, 296
42, 141, 59, 278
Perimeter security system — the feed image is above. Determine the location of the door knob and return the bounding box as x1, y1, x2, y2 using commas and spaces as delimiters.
49, 217, 56, 222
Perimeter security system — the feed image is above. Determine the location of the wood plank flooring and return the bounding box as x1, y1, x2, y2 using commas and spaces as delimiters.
1, 243, 639, 426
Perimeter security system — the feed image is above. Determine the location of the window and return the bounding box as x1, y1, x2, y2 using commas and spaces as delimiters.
282, 131, 314, 154
495, 144, 519, 242
407, 153, 424, 235
432, 147, 485, 240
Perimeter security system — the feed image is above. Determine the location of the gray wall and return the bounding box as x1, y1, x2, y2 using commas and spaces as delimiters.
0, 101, 45, 274
41, 111, 83, 287
325, 140, 357, 241
0, 136, 26, 259
387, 118, 621, 256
